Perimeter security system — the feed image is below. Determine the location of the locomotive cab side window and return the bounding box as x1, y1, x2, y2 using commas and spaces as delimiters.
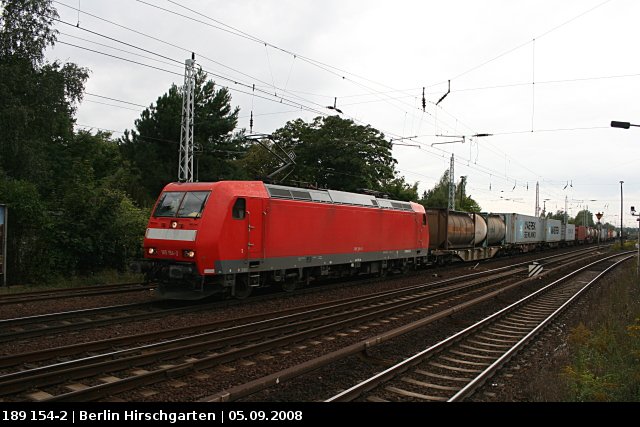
232, 198, 246, 219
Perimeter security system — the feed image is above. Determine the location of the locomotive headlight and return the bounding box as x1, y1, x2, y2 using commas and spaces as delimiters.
147, 247, 157, 255
171, 221, 178, 229
183, 250, 196, 258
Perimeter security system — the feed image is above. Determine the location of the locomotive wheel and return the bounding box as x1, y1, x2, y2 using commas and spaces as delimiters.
233, 276, 253, 299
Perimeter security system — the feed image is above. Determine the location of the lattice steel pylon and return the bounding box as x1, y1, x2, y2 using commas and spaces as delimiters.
178, 55, 196, 182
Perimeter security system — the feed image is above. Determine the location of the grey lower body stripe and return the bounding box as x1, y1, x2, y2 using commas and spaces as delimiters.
211, 249, 426, 275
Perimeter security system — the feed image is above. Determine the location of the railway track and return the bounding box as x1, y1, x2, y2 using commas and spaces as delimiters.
0, 246, 603, 345
0, 282, 152, 306
0, 247, 605, 401
0, 300, 204, 344
325, 252, 632, 402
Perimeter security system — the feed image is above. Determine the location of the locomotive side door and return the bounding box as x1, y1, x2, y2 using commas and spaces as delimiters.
246, 197, 265, 261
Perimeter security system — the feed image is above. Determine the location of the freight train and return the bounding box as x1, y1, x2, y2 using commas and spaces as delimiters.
133, 181, 613, 299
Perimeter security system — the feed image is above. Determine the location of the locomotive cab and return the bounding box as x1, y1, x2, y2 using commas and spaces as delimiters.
142, 188, 210, 297
139, 181, 270, 299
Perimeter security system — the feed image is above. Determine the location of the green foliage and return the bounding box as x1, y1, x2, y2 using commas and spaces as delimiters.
255, 116, 393, 191
419, 172, 449, 208
564, 321, 640, 401
119, 68, 246, 205
562, 266, 640, 401
0, 177, 52, 283
419, 169, 481, 212
244, 116, 403, 194
0, 0, 58, 66
575, 209, 595, 227
380, 176, 419, 202
0, 58, 89, 186
0, 0, 147, 285
546, 210, 572, 222
55, 185, 148, 274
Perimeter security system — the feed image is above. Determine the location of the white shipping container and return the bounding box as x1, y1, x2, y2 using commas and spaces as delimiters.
564, 224, 576, 241
544, 219, 562, 242
501, 213, 543, 244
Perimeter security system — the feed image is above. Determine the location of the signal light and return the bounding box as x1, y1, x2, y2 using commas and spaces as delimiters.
183, 250, 196, 258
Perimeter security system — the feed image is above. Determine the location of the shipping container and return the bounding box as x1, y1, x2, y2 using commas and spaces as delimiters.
501, 213, 543, 244
544, 218, 562, 242
564, 224, 576, 241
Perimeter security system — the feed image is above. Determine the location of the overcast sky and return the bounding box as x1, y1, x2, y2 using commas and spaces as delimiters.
45, 0, 640, 227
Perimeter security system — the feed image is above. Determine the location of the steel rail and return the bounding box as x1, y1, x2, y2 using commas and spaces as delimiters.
326, 252, 631, 402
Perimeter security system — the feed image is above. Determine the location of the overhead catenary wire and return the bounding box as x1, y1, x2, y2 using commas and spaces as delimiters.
54, 39, 329, 117
53, 0, 522, 165
51, 0, 626, 206
70, 36, 611, 199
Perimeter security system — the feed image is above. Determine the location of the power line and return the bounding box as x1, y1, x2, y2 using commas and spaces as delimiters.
59, 31, 181, 69
53, 0, 477, 153
53, 1, 335, 110
451, 0, 613, 81
57, 40, 183, 76
55, 39, 329, 117
54, 1, 623, 199
83, 99, 141, 112
85, 92, 147, 108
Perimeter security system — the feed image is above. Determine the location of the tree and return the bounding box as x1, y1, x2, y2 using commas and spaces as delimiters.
243, 115, 407, 195
419, 170, 482, 212
455, 176, 481, 212
0, 1, 147, 284
0, 0, 58, 66
545, 210, 572, 223
574, 209, 595, 227
419, 170, 449, 209
380, 175, 419, 202
0, 177, 51, 283
120, 68, 245, 204
0, 0, 89, 189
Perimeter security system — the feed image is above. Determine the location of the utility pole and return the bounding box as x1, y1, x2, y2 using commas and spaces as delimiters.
448, 154, 455, 211
631, 207, 639, 276
178, 54, 196, 182
620, 180, 624, 248
535, 181, 540, 216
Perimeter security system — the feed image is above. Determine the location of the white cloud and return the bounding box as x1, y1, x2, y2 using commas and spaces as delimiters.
47, 0, 640, 227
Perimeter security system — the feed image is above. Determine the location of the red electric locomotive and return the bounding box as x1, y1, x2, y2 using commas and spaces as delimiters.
137, 181, 430, 299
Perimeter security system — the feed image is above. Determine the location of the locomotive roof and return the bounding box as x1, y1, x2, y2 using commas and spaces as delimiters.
265, 183, 415, 212
160, 181, 419, 212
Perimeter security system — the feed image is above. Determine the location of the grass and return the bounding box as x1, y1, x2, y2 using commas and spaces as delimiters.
561, 264, 640, 401
612, 241, 639, 251
0, 270, 144, 294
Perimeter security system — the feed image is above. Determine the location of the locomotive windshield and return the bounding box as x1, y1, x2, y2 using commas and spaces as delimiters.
153, 191, 210, 218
